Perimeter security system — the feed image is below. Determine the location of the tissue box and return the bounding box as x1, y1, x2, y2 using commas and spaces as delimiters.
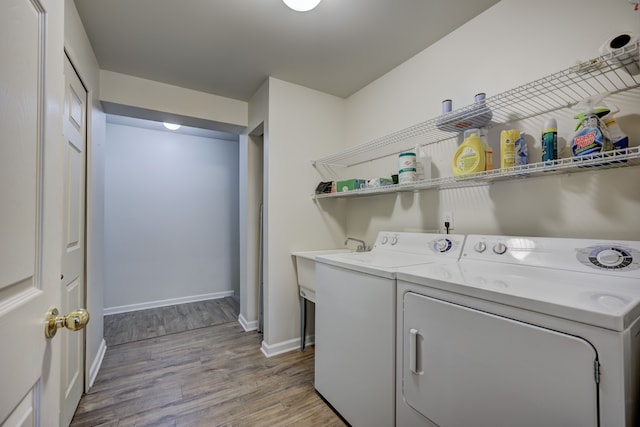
336, 179, 366, 192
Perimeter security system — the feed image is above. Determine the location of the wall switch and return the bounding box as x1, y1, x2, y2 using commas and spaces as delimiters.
443, 211, 454, 230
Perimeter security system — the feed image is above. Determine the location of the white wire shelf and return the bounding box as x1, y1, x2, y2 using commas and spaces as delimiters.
312, 147, 640, 200
312, 41, 640, 169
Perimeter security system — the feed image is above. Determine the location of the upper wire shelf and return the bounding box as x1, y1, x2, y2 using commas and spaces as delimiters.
312, 147, 640, 199
312, 41, 640, 169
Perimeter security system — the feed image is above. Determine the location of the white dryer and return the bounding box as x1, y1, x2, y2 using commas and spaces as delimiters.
315, 232, 465, 427
396, 235, 640, 427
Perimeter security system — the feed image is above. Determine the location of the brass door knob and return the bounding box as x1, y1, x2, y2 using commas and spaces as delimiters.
45, 308, 90, 339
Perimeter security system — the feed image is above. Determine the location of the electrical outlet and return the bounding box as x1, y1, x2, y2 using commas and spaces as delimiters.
443, 211, 454, 230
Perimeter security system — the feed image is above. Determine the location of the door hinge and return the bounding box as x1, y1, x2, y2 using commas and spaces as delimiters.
594, 360, 600, 384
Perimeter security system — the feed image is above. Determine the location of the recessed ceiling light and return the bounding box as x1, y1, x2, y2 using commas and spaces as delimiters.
163, 122, 181, 130
282, 0, 321, 12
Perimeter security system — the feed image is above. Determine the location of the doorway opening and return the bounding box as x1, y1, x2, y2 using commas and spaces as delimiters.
102, 115, 241, 344
239, 124, 264, 334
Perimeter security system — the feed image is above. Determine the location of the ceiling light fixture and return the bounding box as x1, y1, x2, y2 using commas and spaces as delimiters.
163, 122, 181, 130
282, 0, 321, 12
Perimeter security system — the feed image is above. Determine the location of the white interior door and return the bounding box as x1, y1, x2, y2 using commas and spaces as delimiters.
0, 0, 65, 425
402, 292, 599, 427
60, 56, 88, 427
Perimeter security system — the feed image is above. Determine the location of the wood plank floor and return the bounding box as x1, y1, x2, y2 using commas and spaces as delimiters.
104, 297, 240, 346
73, 316, 346, 426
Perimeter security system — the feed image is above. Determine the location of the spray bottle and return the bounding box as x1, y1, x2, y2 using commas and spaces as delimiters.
571, 94, 613, 158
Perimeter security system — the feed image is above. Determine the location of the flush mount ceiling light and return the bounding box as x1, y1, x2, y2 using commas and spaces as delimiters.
163, 122, 181, 130
282, 0, 321, 12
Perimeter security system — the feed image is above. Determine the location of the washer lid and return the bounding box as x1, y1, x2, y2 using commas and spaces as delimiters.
316, 232, 465, 278
398, 260, 640, 331
316, 250, 435, 278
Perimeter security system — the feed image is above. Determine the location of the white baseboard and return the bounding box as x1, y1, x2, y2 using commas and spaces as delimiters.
104, 291, 235, 315
238, 314, 258, 331
260, 335, 314, 358
88, 338, 107, 389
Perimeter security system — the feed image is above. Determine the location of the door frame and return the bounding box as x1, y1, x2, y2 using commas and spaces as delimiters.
63, 43, 107, 392
239, 123, 265, 333
61, 52, 90, 425
62, 47, 104, 392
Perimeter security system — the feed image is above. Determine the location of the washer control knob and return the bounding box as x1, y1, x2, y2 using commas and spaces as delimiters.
597, 249, 623, 267
493, 243, 508, 255
434, 238, 452, 253
381, 236, 389, 245
474, 242, 487, 253
577, 245, 638, 271
390, 236, 398, 245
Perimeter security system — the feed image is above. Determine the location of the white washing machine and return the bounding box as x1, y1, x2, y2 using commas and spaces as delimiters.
314, 232, 465, 427
396, 235, 640, 427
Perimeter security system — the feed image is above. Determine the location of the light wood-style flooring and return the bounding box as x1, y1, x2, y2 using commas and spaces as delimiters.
72, 300, 346, 426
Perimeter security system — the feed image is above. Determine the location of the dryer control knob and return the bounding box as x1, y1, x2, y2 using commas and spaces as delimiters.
493, 243, 508, 255
474, 242, 487, 253
390, 236, 398, 245
596, 249, 623, 267
381, 236, 389, 245
434, 238, 452, 253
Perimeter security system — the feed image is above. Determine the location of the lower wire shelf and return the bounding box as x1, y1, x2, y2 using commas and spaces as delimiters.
312, 147, 640, 200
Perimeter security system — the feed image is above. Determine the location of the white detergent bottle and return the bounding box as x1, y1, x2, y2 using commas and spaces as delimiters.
415, 144, 431, 180
602, 105, 629, 151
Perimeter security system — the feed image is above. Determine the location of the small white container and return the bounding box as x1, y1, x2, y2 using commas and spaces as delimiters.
398, 152, 417, 183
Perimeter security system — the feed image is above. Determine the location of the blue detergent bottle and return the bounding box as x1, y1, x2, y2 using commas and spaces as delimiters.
571, 93, 613, 159
571, 111, 613, 158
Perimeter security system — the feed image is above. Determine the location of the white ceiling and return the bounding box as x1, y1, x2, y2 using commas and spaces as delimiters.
74, 0, 500, 102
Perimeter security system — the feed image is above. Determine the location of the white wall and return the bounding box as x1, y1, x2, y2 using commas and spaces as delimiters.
239, 81, 268, 330
104, 122, 239, 311
260, 78, 348, 355
64, 0, 107, 388
100, 70, 247, 133
343, 0, 640, 243
238, 132, 263, 331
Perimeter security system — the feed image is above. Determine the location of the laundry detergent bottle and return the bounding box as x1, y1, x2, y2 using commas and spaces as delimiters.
453, 132, 486, 176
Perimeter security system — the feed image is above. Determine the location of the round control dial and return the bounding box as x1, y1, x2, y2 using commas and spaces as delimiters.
434, 238, 453, 253
585, 246, 633, 269
474, 242, 487, 253
492, 243, 508, 255
380, 236, 389, 245
597, 249, 624, 267
576, 245, 639, 271
390, 235, 399, 245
